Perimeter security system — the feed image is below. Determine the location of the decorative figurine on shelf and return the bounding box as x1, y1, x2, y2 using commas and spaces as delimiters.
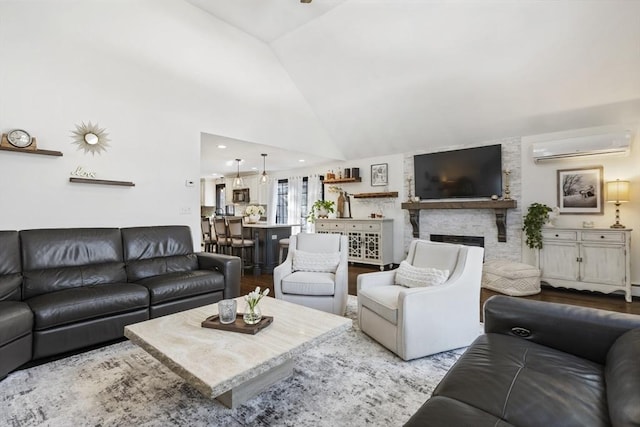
337, 191, 345, 218
407, 177, 414, 202
503, 169, 511, 200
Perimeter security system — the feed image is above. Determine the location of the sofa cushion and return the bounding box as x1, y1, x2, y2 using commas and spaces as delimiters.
135, 270, 224, 305
125, 254, 200, 282
405, 396, 516, 427
358, 285, 403, 325
293, 250, 340, 273
408, 241, 459, 273
606, 328, 640, 427
20, 228, 127, 299
281, 272, 335, 296
395, 261, 449, 288
0, 231, 21, 301
296, 233, 341, 252
122, 226, 198, 281
433, 333, 609, 427
0, 275, 22, 302
0, 301, 33, 347
26, 283, 149, 330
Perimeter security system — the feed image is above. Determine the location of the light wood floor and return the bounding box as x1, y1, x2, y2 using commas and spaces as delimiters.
241, 264, 640, 316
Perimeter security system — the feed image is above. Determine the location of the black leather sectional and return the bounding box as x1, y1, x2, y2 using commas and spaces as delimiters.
405, 295, 640, 427
0, 225, 240, 379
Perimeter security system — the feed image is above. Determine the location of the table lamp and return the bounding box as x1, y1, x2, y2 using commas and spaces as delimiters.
605, 179, 630, 228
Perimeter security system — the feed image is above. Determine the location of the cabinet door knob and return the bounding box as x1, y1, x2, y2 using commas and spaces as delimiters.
601, 235, 605, 239
555, 234, 559, 237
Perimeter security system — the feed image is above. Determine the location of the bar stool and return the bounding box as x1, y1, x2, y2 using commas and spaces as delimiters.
213, 218, 231, 255
200, 217, 216, 253
227, 218, 255, 275
278, 238, 290, 264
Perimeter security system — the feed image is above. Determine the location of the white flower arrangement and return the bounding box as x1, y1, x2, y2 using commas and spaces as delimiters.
244, 286, 269, 311
245, 205, 265, 216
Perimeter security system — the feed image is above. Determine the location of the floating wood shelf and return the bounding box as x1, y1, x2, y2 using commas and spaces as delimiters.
0, 146, 63, 156
401, 200, 516, 210
401, 199, 517, 242
69, 177, 135, 187
323, 177, 362, 184
353, 192, 398, 198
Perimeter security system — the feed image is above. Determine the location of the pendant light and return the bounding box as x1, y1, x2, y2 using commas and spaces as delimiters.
233, 158, 244, 188
260, 153, 268, 184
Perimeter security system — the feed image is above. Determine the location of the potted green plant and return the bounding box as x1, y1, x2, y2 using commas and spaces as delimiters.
307, 199, 335, 223
523, 203, 552, 249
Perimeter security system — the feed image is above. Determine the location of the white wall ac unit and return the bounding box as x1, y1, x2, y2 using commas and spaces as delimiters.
532, 129, 633, 162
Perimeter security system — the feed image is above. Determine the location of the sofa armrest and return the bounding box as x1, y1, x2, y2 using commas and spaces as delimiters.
196, 252, 241, 299
273, 257, 293, 300
357, 270, 397, 293
484, 295, 640, 364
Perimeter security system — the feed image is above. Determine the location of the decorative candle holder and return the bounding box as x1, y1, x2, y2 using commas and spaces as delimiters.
503, 169, 511, 200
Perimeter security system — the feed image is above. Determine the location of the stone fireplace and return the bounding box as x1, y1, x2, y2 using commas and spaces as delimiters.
402, 137, 523, 262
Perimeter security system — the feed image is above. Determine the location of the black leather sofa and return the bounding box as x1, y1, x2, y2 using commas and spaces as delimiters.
405, 295, 640, 427
0, 225, 240, 379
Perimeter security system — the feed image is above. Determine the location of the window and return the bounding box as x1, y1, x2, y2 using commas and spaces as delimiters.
215, 184, 225, 215
300, 177, 309, 232
276, 180, 288, 224
275, 177, 309, 225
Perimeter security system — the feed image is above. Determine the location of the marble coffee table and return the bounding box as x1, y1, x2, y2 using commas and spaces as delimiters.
124, 296, 352, 408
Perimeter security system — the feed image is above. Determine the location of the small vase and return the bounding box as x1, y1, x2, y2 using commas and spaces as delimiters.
248, 214, 260, 223
243, 302, 262, 325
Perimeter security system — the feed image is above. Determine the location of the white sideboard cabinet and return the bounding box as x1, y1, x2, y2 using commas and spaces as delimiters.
316, 218, 393, 270
537, 227, 632, 302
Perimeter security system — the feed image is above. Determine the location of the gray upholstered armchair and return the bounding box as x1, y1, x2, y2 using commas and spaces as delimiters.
357, 239, 484, 361
273, 233, 348, 315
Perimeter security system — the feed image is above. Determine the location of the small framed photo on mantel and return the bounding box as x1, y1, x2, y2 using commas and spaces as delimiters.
371, 163, 388, 187
557, 166, 604, 215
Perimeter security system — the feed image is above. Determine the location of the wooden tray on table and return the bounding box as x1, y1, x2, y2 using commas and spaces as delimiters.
201, 314, 273, 335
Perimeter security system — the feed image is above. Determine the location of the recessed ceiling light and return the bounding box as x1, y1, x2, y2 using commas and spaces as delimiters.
225, 160, 233, 166
251, 167, 258, 170
217, 144, 227, 149
299, 159, 305, 162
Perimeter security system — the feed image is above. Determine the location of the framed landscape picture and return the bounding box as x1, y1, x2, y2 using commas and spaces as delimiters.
371, 163, 388, 186
557, 166, 604, 214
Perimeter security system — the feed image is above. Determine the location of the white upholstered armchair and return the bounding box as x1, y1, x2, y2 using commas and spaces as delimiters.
273, 233, 349, 315
357, 239, 484, 361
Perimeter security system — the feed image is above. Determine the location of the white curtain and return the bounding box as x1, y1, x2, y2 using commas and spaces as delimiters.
288, 176, 303, 230
267, 178, 278, 224
306, 175, 323, 233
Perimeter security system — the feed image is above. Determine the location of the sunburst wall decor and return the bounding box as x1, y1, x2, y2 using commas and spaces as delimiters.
71, 121, 110, 155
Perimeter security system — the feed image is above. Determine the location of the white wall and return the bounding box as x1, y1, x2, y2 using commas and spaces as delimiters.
0, 0, 335, 246
521, 125, 640, 289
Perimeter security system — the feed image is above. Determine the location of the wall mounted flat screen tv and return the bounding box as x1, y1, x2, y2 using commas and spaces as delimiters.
414, 144, 502, 199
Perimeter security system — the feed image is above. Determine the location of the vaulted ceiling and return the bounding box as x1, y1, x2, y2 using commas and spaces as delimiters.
191, 0, 640, 176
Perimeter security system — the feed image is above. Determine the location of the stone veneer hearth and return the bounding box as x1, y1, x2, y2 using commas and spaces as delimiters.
403, 137, 522, 262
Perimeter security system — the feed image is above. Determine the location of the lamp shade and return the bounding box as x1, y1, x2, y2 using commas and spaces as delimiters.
606, 180, 630, 203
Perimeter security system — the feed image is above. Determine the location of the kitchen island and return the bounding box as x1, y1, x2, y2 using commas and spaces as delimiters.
243, 222, 298, 275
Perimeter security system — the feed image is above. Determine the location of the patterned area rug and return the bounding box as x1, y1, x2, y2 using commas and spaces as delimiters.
0, 297, 467, 427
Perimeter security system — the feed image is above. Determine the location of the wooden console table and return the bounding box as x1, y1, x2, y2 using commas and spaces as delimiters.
401, 200, 517, 242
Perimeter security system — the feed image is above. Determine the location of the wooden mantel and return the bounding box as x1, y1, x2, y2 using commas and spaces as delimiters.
401, 200, 517, 242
